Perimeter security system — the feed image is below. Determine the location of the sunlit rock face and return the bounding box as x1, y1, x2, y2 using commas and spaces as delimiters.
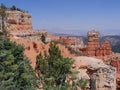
104, 53, 120, 89
73, 56, 116, 90
79, 30, 112, 58
59, 36, 85, 48
10, 30, 48, 41
6, 10, 32, 31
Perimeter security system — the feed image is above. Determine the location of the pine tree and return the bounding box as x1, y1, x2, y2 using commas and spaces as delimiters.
0, 3, 7, 36
36, 42, 73, 89
0, 39, 38, 90
36, 42, 88, 90
10, 5, 17, 10
41, 34, 46, 43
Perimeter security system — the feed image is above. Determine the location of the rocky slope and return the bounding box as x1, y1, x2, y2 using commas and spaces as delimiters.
73, 56, 116, 90
10, 30, 118, 90
103, 53, 120, 89
10, 38, 75, 68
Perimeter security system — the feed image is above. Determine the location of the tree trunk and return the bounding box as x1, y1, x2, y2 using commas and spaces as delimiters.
2, 16, 4, 32
90, 77, 96, 90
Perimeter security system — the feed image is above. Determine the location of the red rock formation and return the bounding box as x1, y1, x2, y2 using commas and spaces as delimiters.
10, 24, 32, 31
101, 40, 112, 55
59, 36, 84, 48
79, 30, 112, 58
110, 58, 120, 75
59, 37, 72, 45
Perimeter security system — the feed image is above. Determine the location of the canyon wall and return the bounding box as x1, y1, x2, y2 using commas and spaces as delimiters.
6, 10, 32, 31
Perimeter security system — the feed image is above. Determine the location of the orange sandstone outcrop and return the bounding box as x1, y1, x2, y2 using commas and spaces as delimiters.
110, 57, 120, 89
6, 10, 32, 32
10, 39, 46, 68
79, 30, 112, 58
59, 36, 84, 48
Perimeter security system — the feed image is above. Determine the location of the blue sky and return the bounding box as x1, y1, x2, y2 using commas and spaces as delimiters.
1, 0, 120, 35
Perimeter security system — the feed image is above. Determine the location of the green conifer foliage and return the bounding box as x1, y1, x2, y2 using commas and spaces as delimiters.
0, 39, 37, 90
10, 5, 17, 10
36, 42, 88, 90
0, 3, 7, 36
41, 34, 46, 43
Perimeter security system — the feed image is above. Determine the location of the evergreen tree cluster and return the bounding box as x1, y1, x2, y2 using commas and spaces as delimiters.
0, 39, 37, 90
0, 3, 27, 13
35, 42, 88, 90
10, 5, 28, 12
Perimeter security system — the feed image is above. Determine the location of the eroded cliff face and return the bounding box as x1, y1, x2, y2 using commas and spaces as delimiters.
59, 37, 84, 48
6, 10, 32, 31
79, 30, 113, 58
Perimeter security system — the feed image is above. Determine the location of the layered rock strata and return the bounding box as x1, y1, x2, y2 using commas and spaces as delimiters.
79, 30, 112, 57
10, 30, 48, 40
6, 10, 32, 31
